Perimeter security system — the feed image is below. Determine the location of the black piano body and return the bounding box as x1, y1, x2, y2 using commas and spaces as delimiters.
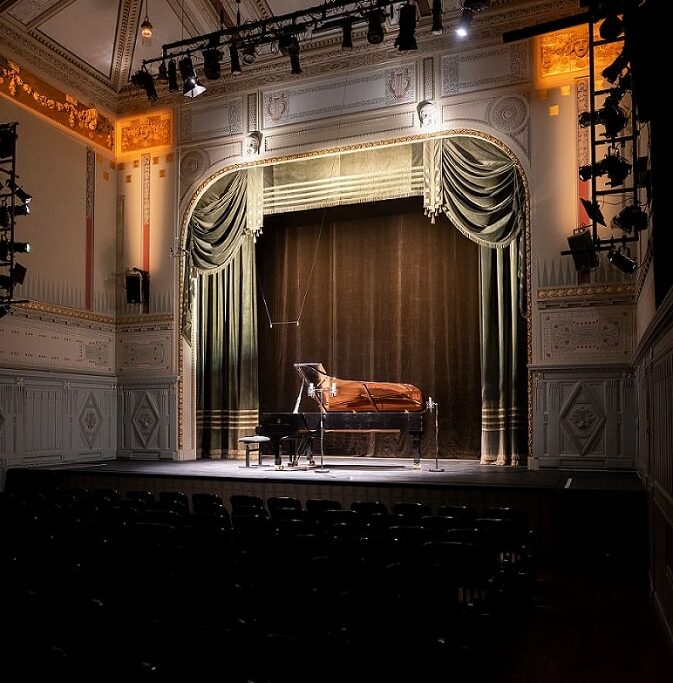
256, 411, 425, 467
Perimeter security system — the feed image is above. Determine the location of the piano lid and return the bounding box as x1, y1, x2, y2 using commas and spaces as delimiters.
294, 362, 423, 413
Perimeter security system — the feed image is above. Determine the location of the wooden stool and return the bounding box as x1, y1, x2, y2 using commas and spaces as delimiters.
238, 435, 270, 467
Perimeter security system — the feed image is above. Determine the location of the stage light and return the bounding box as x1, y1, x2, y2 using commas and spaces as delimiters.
395, 2, 418, 51
179, 57, 206, 98
602, 49, 629, 84
341, 19, 354, 49
202, 48, 222, 80
5, 179, 32, 204
278, 34, 301, 75
228, 44, 241, 76
0, 124, 18, 159
157, 61, 168, 83
567, 228, 599, 272
0, 204, 30, 228
367, 10, 385, 44
432, 0, 443, 34
0, 262, 27, 288
580, 198, 607, 226
607, 245, 637, 274
0, 241, 30, 261
579, 151, 631, 187
599, 14, 623, 41
610, 205, 648, 234
167, 60, 179, 92
455, 8, 472, 37
578, 99, 628, 138
131, 68, 158, 102
241, 44, 258, 65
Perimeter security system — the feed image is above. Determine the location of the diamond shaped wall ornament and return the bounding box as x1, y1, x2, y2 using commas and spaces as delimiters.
560, 383, 606, 455
133, 392, 160, 448
79, 393, 103, 448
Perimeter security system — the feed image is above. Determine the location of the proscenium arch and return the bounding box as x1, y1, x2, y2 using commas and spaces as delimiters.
176, 129, 532, 460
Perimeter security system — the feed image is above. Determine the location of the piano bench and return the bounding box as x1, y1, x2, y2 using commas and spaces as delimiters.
238, 435, 271, 468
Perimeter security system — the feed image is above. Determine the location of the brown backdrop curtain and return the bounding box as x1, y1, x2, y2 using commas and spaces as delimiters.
256, 197, 481, 458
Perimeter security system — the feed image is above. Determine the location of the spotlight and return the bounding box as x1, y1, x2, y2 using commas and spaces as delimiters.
0, 262, 27, 288
0, 204, 30, 228
601, 49, 629, 84
432, 0, 443, 35
278, 34, 301, 75
578, 151, 631, 187
157, 61, 169, 83
202, 48, 222, 80
278, 33, 296, 56
167, 60, 179, 92
395, 2, 418, 51
367, 10, 385, 44
599, 14, 623, 41
455, 8, 472, 37
6, 179, 32, 204
290, 50, 301, 76
580, 198, 607, 226
610, 205, 648, 234
341, 19, 354, 49
179, 57, 206, 98
578, 99, 628, 138
241, 44, 258, 65
131, 68, 158, 102
0, 240, 30, 261
229, 44, 242, 76
607, 245, 637, 274
567, 228, 599, 272
0, 125, 18, 160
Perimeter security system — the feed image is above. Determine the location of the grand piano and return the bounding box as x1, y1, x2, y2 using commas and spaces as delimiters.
256, 363, 426, 468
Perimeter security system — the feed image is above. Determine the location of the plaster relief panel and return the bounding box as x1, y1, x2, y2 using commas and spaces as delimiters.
441, 43, 529, 97
180, 99, 243, 144
559, 383, 605, 455
132, 392, 160, 449
79, 392, 103, 449
265, 112, 416, 154
117, 329, 173, 375
0, 313, 114, 374
541, 307, 633, 363
262, 64, 416, 129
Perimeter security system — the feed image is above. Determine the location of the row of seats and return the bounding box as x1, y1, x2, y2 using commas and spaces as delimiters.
1, 486, 537, 682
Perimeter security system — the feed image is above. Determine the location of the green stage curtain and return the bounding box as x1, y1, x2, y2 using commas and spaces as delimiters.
186, 171, 259, 458
441, 136, 527, 465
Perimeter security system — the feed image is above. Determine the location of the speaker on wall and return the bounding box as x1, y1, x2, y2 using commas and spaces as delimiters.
126, 268, 149, 304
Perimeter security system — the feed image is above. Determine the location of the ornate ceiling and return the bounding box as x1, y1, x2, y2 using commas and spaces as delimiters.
0, 0, 581, 117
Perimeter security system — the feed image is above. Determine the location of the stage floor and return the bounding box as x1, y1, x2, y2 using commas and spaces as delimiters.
6, 455, 643, 491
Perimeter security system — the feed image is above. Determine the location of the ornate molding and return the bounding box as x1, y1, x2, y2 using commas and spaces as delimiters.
538, 284, 635, 302
0, 59, 114, 151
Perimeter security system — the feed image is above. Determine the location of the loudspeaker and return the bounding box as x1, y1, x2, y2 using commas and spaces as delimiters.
126, 269, 149, 304
567, 230, 599, 272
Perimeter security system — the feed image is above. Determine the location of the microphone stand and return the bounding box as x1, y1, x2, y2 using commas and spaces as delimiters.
426, 397, 444, 472
308, 381, 337, 474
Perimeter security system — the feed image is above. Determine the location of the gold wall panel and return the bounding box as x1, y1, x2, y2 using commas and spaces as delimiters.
535, 25, 623, 89
116, 111, 173, 157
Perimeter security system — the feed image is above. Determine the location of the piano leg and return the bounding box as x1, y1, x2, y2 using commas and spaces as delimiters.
270, 438, 283, 468
411, 430, 422, 469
